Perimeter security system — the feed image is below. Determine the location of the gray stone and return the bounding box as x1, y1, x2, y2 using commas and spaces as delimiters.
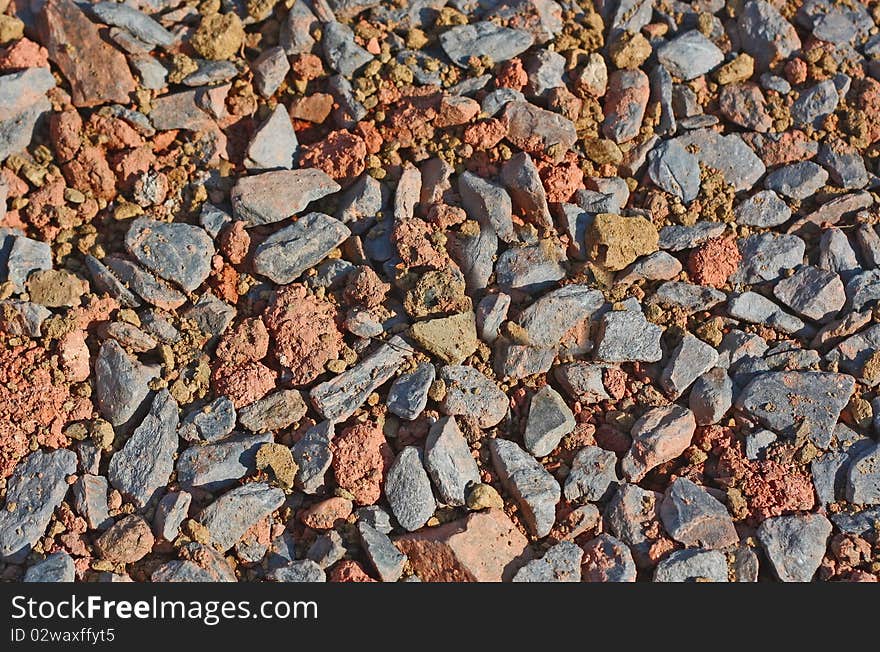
200, 483, 286, 552
495, 241, 567, 293
23, 552, 75, 583
107, 390, 178, 508
336, 174, 384, 233
153, 491, 191, 541
524, 385, 575, 458
251, 46, 290, 98
439, 364, 509, 429
689, 368, 733, 425
292, 421, 333, 494
650, 281, 726, 313
512, 541, 583, 582
270, 560, 326, 583
458, 171, 515, 242
846, 442, 880, 505
517, 284, 604, 350
307, 530, 346, 568
581, 534, 636, 582
652, 64, 675, 136
385, 446, 436, 532
616, 251, 682, 285
72, 474, 112, 531
476, 293, 510, 344
657, 30, 723, 80
500, 152, 551, 229
424, 416, 480, 507
244, 104, 298, 171
760, 73, 790, 94
675, 129, 765, 191
654, 549, 728, 582
6, 236, 51, 290
503, 100, 577, 160
602, 69, 650, 143
735, 371, 855, 448
605, 483, 662, 568
448, 222, 497, 294
311, 336, 415, 422
252, 212, 350, 284
90, 2, 175, 47
661, 335, 719, 399
125, 218, 214, 292
184, 292, 235, 339
660, 478, 737, 549
179, 396, 236, 443
490, 438, 560, 538
481, 87, 526, 117
564, 445, 618, 503
0, 449, 76, 561
658, 222, 726, 252
327, 74, 367, 129
358, 521, 406, 582
555, 203, 592, 261
594, 309, 663, 363
719, 82, 773, 132
845, 270, 880, 312
84, 255, 140, 308
0, 300, 51, 337
622, 405, 696, 482
231, 169, 341, 226
440, 21, 534, 67
95, 340, 158, 427
773, 265, 845, 322
176, 433, 271, 492
647, 139, 701, 202
732, 233, 805, 284
104, 256, 187, 310
737, 0, 802, 71
817, 141, 868, 189
180, 60, 236, 87
524, 49, 566, 99
322, 21, 372, 77
493, 341, 555, 380
757, 514, 831, 582
856, 224, 880, 269
387, 362, 435, 421
238, 389, 307, 433
764, 161, 829, 200
0, 69, 53, 163
727, 291, 809, 337
554, 362, 610, 404
745, 429, 778, 461
791, 80, 839, 129
735, 190, 791, 227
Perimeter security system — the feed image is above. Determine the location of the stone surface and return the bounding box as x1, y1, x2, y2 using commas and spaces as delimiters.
253, 212, 350, 284
757, 514, 832, 582
660, 335, 719, 399
594, 309, 663, 363
773, 265, 845, 322
231, 170, 341, 226
387, 362, 435, 420
0, 449, 76, 560
385, 446, 435, 532
200, 482, 286, 552
440, 22, 534, 68
125, 218, 214, 292
490, 438, 560, 537
581, 534, 637, 582
108, 390, 179, 508
512, 541, 583, 582
523, 385, 575, 458
654, 549, 729, 582
439, 365, 508, 429
660, 478, 738, 549
424, 416, 480, 507
622, 405, 696, 482
657, 31, 723, 80
564, 445, 618, 503
176, 433, 272, 492
23, 552, 75, 583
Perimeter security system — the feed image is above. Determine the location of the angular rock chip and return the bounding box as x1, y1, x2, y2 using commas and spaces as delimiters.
594, 309, 663, 363
773, 265, 845, 322
502, 100, 577, 161
689, 368, 733, 426
387, 362, 435, 421
581, 533, 637, 582
94, 340, 158, 426
517, 284, 604, 349
238, 389, 307, 433
757, 514, 831, 582
125, 218, 214, 292
657, 30, 723, 80
735, 190, 791, 227
513, 541, 583, 582
292, 421, 334, 494
200, 483, 286, 552
675, 129, 765, 191
231, 169, 341, 226
564, 445, 619, 503
252, 212, 350, 284
500, 152, 552, 229
424, 416, 480, 507
322, 21, 372, 77
311, 336, 415, 422
647, 139, 701, 202
440, 22, 534, 68
108, 390, 178, 508
385, 446, 436, 532
409, 311, 478, 365
490, 438, 560, 537
0, 449, 76, 561
622, 405, 696, 482
660, 335, 719, 399
458, 171, 515, 242
358, 521, 406, 582
846, 443, 880, 505
523, 385, 575, 458
439, 365, 509, 429
654, 549, 729, 582
764, 161, 829, 200
244, 105, 298, 171
660, 478, 738, 549
24, 552, 75, 583
176, 433, 272, 492
179, 396, 236, 443
736, 371, 855, 448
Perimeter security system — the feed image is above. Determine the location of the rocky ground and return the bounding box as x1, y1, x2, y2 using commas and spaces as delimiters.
0, 0, 879, 583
